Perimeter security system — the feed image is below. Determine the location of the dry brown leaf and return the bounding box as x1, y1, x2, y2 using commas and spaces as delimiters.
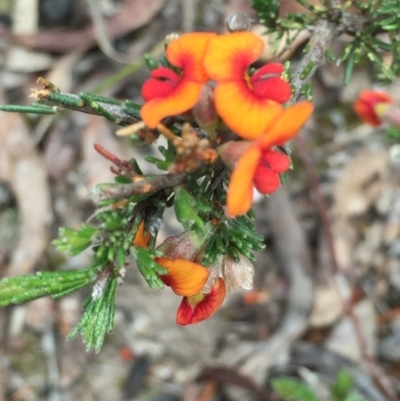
325, 299, 377, 362
0, 95, 51, 276
309, 276, 345, 327
333, 148, 389, 271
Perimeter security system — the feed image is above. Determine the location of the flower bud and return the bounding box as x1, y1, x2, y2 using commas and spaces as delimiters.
222, 254, 254, 291
217, 140, 253, 168
157, 223, 215, 262
192, 85, 218, 138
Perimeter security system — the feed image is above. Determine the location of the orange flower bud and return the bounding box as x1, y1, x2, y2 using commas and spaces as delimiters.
156, 231, 207, 262
218, 140, 253, 168
191, 84, 218, 137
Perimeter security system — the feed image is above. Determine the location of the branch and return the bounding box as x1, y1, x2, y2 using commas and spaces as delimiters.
290, 19, 337, 103
30, 79, 141, 126
96, 172, 186, 200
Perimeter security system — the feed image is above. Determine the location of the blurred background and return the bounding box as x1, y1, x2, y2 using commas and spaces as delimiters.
1, 0, 400, 400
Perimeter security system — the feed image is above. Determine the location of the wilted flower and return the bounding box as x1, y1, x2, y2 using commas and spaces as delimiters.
222, 254, 254, 292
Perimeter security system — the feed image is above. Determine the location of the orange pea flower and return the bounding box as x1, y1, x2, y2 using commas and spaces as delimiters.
176, 277, 226, 325
227, 101, 314, 216
203, 32, 292, 140
353, 90, 393, 126
141, 32, 216, 128
156, 257, 209, 297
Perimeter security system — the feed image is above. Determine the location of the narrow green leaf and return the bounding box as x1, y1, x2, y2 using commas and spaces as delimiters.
272, 378, 320, 401
174, 188, 204, 233
0, 104, 56, 115
0, 269, 96, 307
68, 276, 117, 352
332, 369, 355, 399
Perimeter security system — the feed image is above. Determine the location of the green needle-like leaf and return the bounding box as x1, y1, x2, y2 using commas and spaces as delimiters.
174, 188, 205, 233
68, 276, 117, 352
0, 269, 96, 307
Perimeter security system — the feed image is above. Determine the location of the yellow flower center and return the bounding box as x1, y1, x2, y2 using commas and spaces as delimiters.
187, 292, 205, 307
244, 72, 253, 90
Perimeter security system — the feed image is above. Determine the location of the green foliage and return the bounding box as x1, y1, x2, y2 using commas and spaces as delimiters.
68, 275, 117, 352
387, 126, 400, 139
272, 369, 363, 401
251, 0, 400, 88
174, 187, 208, 233
145, 142, 176, 171
0, 269, 96, 307
272, 377, 320, 401
54, 224, 97, 255
133, 247, 166, 289
331, 369, 360, 401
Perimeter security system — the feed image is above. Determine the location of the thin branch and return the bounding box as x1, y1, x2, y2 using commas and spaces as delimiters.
31, 80, 140, 126
290, 19, 337, 103
97, 172, 186, 200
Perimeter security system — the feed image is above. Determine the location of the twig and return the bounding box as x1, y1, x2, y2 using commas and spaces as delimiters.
97, 172, 186, 200
31, 81, 141, 126
290, 19, 337, 103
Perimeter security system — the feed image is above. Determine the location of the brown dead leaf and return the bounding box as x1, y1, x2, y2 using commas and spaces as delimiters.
309, 276, 345, 327
333, 148, 389, 271
325, 299, 377, 362
0, 93, 52, 276
11, 0, 166, 53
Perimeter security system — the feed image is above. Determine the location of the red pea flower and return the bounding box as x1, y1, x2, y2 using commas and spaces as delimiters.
227, 101, 314, 216
353, 90, 393, 126
176, 278, 226, 325
203, 32, 292, 140
141, 32, 216, 128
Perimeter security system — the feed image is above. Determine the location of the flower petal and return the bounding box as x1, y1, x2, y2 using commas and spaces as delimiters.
258, 101, 314, 149
253, 165, 280, 194
133, 221, 151, 248
227, 145, 262, 217
141, 67, 180, 102
353, 90, 393, 126
264, 150, 291, 172
167, 32, 217, 82
203, 32, 264, 82
141, 80, 202, 128
252, 76, 292, 104
214, 82, 284, 140
156, 257, 209, 296
251, 63, 284, 81
176, 278, 226, 325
